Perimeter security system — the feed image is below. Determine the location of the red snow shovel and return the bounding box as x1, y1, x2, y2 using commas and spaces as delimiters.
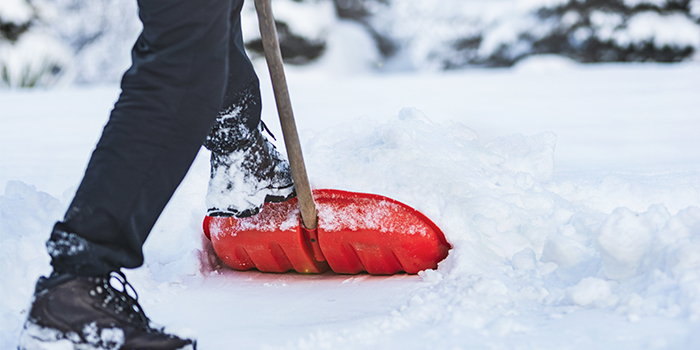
203, 0, 450, 275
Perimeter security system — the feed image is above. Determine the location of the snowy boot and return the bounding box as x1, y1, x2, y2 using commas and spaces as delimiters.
204, 81, 295, 218
18, 272, 195, 350
205, 124, 295, 218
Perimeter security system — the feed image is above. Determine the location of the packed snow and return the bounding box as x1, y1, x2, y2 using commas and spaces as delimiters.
2, 56, 700, 349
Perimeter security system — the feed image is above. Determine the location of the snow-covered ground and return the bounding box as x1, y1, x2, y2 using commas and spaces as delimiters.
2, 59, 700, 349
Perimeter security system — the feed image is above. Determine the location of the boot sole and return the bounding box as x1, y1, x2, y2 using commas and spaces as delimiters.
207, 185, 296, 218
19, 321, 196, 350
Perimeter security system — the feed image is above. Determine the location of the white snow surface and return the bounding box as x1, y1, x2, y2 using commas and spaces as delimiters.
2, 60, 700, 349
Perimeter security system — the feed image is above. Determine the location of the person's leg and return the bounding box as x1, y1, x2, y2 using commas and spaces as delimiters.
48, 0, 233, 277
21, 0, 233, 348
204, 0, 295, 218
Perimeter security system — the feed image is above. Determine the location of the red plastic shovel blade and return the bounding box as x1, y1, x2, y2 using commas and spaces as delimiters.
204, 198, 330, 274
313, 189, 450, 274
203, 189, 450, 275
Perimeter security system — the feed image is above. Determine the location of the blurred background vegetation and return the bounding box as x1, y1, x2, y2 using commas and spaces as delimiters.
2, 0, 699, 88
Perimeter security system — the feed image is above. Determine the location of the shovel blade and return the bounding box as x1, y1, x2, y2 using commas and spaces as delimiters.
204, 189, 450, 275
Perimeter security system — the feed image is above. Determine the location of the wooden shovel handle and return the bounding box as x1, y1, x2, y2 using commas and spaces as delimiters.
254, 0, 317, 229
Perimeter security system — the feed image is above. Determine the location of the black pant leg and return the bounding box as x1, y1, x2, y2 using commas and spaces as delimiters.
204, 0, 263, 154
48, 0, 234, 276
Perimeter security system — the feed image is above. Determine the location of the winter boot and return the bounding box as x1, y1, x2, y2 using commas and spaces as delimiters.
204, 81, 295, 218
18, 272, 195, 350
206, 124, 295, 218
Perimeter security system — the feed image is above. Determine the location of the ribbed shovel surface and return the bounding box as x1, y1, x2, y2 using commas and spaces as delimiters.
204, 189, 450, 275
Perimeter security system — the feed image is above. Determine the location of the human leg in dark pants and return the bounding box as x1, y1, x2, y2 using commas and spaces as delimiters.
19, 0, 292, 349
49, 0, 234, 277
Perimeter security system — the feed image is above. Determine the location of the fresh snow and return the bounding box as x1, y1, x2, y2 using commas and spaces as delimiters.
2, 59, 700, 349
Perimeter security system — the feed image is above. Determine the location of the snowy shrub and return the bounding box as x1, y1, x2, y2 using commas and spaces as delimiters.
5, 0, 699, 87
3, 0, 337, 86
333, 0, 700, 69
333, 0, 397, 56
0, 0, 73, 88
0, 0, 33, 42
45, 0, 141, 84
243, 0, 337, 64
529, 0, 700, 63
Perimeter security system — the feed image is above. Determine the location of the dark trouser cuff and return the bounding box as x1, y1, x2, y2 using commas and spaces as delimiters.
47, 223, 122, 277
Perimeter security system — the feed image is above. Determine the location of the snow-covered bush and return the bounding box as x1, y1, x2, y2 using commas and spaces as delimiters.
54, 0, 336, 79
529, 0, 700, 64
3, 0, 337, 86
45, 0, 141, 84
0, 0, 73, 88
53, 0, 336, 81
4, 0, 699, 87
243, 0, 336, 64
334, 0, 700, 69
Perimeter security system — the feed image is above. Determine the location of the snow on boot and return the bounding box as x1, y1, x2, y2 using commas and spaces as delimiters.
206, 125, 295, 218
204, 82, 295, 218
18, 272, 195, 350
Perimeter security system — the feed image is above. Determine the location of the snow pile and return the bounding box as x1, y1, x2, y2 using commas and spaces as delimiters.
277, 108, 700, 349
0, 181, 60, 347
2, 107, 700, 347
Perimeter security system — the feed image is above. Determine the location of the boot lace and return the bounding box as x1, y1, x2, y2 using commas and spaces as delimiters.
89, 271, 152, 331
260, 120, 277, 141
